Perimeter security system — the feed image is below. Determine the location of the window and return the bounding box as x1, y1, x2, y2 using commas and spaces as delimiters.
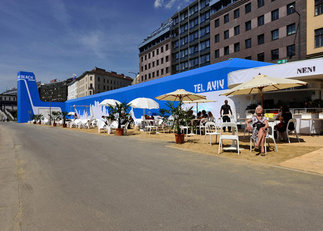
166, 55, 169, 62
152, 72, 155, 78
200, 54, 210, 64
214, 18, 220, 28
271, 29, 279, 40
152, 61, 155, 67
258, 34, 264, 45
315, 28, 323, 47
234, 25, 240, 36
199, 40, 210, 50
156, 70, 159, 76
315, 0, 323, 16
258, 15, 264, 26
156, 49, 159, 55
161, 57, 164, 64
161, 69, 164, 75
161, 46, 164, 53
224, 30, 229, 39
258, 0, 264, 8
141, 57, 143, 62
271, 9, 279, 21
287, 2, 296, 15
145, 55, 147, 60
234, 9, 240, 19
215, 49, 219, 58
224, 46, 229, 55
234, 43, 240, 52
287, 23, 296, 36
245, 38, 251, 49
215, 34, 220, 43
90, 76, 92, 81
257, 52, 265, 61
148, 73, 151, 79
145, 65, 147, 70
224, 14, 229, 23
245, 56, 252, 60
166, 44, 169, 50
271, 49, 279, 60
287, 44, 296, 57
245, 21, 251, 31
148, 53, 151, 58
152, 51, 155, 57
148, 63, 151, 69
166, 67, 169, 73
245, 3, 251, 13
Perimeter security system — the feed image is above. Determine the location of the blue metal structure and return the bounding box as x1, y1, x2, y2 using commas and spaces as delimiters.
17, 59, 272, 123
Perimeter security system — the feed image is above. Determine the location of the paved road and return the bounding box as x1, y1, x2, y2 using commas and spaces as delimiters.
1, 122, 323, 231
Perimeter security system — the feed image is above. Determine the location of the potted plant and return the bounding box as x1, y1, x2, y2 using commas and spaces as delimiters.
61, 111, 69, 128
51, 111, 61, 127
166, 101, 186, 144
107, 102, 130, 136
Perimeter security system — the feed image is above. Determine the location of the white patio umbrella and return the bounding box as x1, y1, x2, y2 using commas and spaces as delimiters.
99, 99, 121, 107
67, 112, 75, 116
128, 97, 159, 109
220, 74, 307, 107
128, 97, 159, 116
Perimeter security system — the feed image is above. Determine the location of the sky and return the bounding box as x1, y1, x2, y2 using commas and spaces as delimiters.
0, 0, 195, 93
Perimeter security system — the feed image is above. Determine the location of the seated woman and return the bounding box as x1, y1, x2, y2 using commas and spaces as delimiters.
246, 105, 269, 156
275, 105, 293, 141
207, 111, 215, 122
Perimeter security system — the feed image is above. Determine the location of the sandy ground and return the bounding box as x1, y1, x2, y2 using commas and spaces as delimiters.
33, 124, 322, 175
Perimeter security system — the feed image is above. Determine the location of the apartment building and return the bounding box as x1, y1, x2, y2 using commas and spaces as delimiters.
307, 0, 323, 58
38, 78, 73, 102
139, 0, 322, 83
210, 0, 307, 63
171, 0, 212, 74
70, 67, 133, 98
139, 19, 172, 83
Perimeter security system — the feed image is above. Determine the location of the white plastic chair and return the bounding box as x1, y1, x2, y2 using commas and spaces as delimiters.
301, 113, 314, 134
286, 118, 300, 143
218, 122, 240, 154
204, 122, 220, 145
144, 120, 158, 134
197, 118, 208, 135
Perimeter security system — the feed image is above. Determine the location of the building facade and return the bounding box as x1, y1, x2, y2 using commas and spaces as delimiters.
70, 67, 133, 98
171, 0, 212, 74
38, 78, 73, 102
139, 0, 323, 83
138, 20, 172, 83
210, 0, 307, 63
307, 0, 323, 58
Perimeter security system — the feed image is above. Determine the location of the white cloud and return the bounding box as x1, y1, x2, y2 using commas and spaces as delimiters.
154, 0, 164, 8
154, 0, 195, 10
79, 32, 105, 58
165, 0, 177, 9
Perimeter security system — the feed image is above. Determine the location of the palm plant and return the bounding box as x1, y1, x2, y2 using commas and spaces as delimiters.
51, 111, 61, 125
166, 101, 185, 134
61, 111, 69, 127
107, 102, 130, 129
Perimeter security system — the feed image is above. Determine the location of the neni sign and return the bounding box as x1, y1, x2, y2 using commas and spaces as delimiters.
297, 66, 316, 74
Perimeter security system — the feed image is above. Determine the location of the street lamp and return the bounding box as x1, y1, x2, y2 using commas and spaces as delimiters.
290, 4, 301, 60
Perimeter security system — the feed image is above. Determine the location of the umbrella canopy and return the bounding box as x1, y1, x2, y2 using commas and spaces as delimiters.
155, 89, 206, 102
99, 99, 121, 107
67, 112, 75, 116
220, 74, 307, 106
128, 97, 159, 109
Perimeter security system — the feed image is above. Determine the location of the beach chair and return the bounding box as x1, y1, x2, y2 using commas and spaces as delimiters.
218, 122, 240, 154
204, 122, 220, 145
286, 118, 300, 143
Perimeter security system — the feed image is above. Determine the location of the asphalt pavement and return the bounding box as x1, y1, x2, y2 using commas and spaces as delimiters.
0, 122, 322, 231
